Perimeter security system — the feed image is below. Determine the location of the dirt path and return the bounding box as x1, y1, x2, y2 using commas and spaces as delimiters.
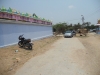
78, 33, 100, 75
14, 37, 90, 75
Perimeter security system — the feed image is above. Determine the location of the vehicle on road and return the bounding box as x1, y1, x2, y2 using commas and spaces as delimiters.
18, 34, 33, 50
78, 28, 88, 36
72, 30, 76, 36
64, 31, 73, 38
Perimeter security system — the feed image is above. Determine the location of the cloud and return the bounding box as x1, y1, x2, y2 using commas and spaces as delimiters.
68, 5, 75, 9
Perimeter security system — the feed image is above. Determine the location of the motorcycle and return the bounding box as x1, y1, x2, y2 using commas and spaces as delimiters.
18, 34, 33, 50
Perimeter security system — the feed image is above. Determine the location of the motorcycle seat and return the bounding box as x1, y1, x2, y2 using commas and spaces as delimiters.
25, 39, 31, 41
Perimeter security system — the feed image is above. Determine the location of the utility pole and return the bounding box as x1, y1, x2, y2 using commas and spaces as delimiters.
81, 15, 85, 28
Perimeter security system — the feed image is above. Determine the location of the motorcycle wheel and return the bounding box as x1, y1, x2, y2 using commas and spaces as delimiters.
18, 41, 23, 47
28, 44, 32, 50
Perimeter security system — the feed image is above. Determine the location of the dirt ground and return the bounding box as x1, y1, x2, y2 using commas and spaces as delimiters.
1, 33, 100, 75
75, 33, 100, 75
14, 33, 100, 75
0, 36, 61, 75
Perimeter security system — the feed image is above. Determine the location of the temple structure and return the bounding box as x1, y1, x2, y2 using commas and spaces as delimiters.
0, 7, 52, 25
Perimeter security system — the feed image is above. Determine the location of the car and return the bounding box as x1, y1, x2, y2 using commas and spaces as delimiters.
90, 29, 93, 32
64, 31, 73, 38
72, 30, 76, 36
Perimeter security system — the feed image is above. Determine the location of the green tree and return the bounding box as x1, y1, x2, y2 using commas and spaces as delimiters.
85, 22, 91, 26
53, 23, 66, 34
90, 24, 95, 29
73, 23, 81, 30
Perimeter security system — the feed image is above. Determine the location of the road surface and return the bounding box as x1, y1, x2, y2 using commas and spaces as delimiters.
14, 37, 89, 75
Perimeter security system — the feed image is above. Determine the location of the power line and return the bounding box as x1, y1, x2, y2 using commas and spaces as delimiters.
86, 8, 100, 19
66, 6, 100, 22
67, 18, 80, 21
87, 5, 100, 14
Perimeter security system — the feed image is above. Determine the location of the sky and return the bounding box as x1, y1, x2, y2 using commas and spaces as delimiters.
0, 0, 100, 25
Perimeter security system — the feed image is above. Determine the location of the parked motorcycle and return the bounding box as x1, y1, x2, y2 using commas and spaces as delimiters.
18, 34, 33, 50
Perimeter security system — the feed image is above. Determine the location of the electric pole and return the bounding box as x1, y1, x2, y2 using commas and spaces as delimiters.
81, 15, 85, 28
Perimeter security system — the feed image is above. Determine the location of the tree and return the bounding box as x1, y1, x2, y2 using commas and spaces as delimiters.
53, 23, 66, 34
90, 24, 95, 29
85, 22, 91, 26
85, 26, 91, 30
73, 23, 81, 30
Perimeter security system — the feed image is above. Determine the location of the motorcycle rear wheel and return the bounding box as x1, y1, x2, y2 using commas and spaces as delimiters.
28, 44, 32, 50
23, 43, 32, 50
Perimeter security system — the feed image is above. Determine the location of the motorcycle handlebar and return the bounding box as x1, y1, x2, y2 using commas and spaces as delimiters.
20, 34, 24, 37
19, 34, 24, 40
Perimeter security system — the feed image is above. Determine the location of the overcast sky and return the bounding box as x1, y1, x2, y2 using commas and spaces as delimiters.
0, 0, 100, 24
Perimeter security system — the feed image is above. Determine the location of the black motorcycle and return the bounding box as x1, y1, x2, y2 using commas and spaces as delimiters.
18, 34, 33, 50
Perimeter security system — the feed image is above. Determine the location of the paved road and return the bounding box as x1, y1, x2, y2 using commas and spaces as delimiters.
14, 37, 88, 75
